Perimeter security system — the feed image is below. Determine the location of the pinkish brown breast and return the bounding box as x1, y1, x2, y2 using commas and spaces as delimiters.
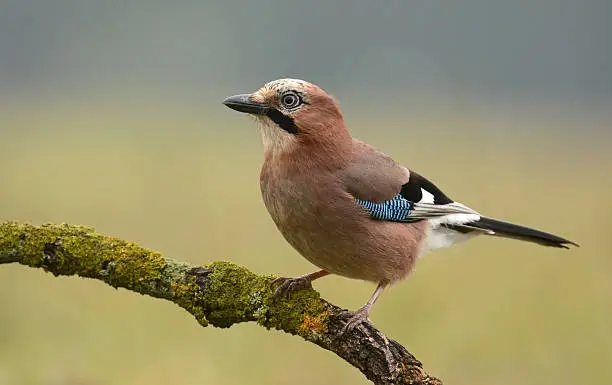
260, 152, 428, 284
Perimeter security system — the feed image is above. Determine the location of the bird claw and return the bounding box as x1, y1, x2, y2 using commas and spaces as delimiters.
271, 276, 313, 299
338, 307, 372, 336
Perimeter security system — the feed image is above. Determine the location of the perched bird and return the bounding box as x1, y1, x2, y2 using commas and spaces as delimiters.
222, 79, 578, 332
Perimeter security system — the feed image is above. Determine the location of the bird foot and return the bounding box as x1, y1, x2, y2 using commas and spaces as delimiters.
339, 306, 372, 335
271, 276, 313, 299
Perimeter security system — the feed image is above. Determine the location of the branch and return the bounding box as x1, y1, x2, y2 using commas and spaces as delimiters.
0, 221, 441, 385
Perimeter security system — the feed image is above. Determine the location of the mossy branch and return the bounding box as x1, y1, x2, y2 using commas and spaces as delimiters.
0, 221, 441, 385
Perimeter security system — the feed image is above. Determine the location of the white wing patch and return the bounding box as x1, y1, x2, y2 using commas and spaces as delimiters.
419, 188, 435, 204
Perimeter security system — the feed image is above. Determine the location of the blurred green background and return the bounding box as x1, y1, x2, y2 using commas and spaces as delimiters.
1, 2, 611, 385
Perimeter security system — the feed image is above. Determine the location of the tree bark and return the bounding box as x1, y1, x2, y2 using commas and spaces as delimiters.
0, 221, 441, 385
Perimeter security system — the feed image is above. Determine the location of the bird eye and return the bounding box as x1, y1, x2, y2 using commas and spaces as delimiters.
281, 92, 302, 109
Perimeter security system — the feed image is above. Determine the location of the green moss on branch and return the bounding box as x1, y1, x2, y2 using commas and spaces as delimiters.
0, 222, 329, 335
0, 221, 440, 385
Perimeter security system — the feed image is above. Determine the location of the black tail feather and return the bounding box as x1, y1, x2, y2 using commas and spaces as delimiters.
449, 217, 579, 249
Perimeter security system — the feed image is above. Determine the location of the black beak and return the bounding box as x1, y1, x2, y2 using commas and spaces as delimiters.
222, 94, 269, 115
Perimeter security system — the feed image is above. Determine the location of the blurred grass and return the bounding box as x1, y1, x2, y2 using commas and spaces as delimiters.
0, 104, 610, 385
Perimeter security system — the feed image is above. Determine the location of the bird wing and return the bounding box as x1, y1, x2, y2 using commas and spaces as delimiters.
353, 172, 480, 223
339, 140, 409, 203
339, 141, 479, 223
340, 143, 577, 248
396, 170, 481, 222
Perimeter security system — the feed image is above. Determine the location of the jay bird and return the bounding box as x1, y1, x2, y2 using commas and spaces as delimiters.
222, 78, 577, 333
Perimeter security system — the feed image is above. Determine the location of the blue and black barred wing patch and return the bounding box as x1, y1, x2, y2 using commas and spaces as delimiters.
356, 194, 479, 223
355, 194, 415, 222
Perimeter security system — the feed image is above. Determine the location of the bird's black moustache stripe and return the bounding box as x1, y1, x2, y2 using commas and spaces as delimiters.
266, 109, 299, 135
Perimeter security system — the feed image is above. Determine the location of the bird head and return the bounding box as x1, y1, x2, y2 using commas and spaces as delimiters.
222, 79, 350, 153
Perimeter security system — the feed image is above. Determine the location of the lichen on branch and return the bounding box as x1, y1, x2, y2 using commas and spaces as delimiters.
0, 221, 441, 385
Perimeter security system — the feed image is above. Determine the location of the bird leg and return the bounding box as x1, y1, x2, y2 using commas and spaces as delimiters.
272, 270, 329, 299
340, 281, 388, 334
